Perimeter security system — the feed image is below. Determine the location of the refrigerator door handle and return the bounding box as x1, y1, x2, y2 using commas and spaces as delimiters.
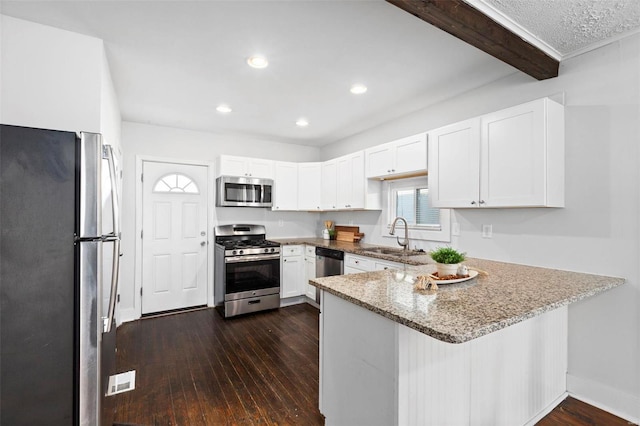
103, 145, 121, 237
104, 238, 120, 334
102, 144, 120, 334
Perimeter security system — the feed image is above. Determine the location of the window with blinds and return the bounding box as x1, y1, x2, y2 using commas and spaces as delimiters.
394, 186, 441, 229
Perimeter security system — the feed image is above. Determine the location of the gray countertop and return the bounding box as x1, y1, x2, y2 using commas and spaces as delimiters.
279, 239, 625, 344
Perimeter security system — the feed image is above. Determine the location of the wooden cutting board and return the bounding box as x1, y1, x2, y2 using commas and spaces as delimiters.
335, 225, 365, 242
336, 231, 356, 242
335, 225, 360, 234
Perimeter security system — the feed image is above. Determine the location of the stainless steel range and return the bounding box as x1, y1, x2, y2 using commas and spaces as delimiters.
214, 224, 281, 317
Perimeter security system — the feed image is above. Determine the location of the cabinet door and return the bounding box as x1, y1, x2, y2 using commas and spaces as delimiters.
248, 158, 274, 179
273, 161, 298, 211
394, 133, 427, 175
337, 152, 366, 210
349, 152, 366, 209
336, 155, 353, 209
428, 118, 481, 208
218, 155, 248, 176
305, 255, 317, 299
480, 100, 545, 207
282, 254, 305, 298
321, 160, 337, 210
365, 144, 393, 178
298, 162, 322, 211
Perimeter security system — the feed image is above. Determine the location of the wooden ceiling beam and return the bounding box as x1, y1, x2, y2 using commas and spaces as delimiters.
386, 0, 559, 80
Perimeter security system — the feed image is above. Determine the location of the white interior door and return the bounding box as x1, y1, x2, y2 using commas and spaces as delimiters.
141, 161, 208, 314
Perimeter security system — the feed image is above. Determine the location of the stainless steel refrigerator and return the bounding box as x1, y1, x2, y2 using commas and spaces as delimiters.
0, 124, 121, 425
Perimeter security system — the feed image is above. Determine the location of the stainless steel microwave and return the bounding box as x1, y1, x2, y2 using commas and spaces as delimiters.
216, 176, 273, 207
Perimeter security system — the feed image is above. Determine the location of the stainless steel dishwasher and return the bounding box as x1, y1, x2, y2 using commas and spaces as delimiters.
314, 247, 344, 303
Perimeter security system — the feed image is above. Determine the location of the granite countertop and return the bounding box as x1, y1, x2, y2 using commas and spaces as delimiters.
308, 257, 625, 344
273, 237, 433, 265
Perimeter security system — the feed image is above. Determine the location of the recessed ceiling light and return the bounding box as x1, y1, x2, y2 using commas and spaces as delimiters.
216, 104, 232, 113
296, 118, 309, 127
247, 55, 268, 69
350, 84, 368, 95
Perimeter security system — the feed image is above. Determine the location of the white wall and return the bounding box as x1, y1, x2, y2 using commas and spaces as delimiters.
322, 35, 640, 421
1, 14, 125, 326
0, 15, 103, 132
118, 121, 322, 321
100, 49, 122, 152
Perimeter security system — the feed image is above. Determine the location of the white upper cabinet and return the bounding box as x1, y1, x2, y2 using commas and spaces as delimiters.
321, 160, 338, 210
273, 161, 298, 211
365, 133, 427, 179
325, 152, 381, 211
428, 118, 481, 208
298, 162, 322, 211
429, 98, 564, 208
217, 155, 274, 179
336, 152, 365, 209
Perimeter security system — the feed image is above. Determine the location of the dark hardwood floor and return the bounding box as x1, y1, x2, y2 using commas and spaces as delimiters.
103, 304, 634, 426
103, 304, 324, 425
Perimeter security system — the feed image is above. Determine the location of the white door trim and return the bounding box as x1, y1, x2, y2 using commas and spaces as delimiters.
133, 155, 215, 319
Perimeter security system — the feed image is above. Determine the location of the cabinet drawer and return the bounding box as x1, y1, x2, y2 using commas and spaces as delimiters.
282, 245, 303, 257
373, 260, 402, 271
345, 255, 372, 271
305, 245, 316, 256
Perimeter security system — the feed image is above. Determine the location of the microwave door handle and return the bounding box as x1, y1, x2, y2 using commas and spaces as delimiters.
104, 238, 120, 333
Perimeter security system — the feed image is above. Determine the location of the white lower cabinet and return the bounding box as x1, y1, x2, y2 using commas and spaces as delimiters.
344, 254, 373, 274
304, 245, 317, 300
281, 245, 305, 298
320, 292, 568, 425
345, 254, 403, 274
373, 259, 403, 271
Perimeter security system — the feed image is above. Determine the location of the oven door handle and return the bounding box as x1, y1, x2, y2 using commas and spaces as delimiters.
225, 254, 281, 263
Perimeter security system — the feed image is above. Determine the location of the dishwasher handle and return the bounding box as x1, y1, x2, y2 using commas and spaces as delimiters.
315, 246, 344, 261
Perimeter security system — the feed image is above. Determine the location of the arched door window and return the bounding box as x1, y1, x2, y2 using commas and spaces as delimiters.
153, 173, 200, 194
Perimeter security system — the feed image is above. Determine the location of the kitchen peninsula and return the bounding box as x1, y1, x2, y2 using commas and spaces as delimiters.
304, 248, 624, 426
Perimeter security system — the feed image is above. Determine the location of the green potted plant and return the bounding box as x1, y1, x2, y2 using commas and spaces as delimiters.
429, 246, 466, 277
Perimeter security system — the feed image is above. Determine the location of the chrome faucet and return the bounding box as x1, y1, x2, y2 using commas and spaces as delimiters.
389, 216, 409, 251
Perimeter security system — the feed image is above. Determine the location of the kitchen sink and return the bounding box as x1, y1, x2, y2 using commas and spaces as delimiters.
360, 247, 424, 257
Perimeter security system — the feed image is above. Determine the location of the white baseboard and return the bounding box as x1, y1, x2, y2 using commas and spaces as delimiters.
279, 296, 306, 307
524, 392, 568, 426
118, 307, 140, 325
567, 373, 640, 423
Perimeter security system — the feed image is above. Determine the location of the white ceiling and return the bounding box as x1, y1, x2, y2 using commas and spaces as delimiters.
2, 1, 639, 147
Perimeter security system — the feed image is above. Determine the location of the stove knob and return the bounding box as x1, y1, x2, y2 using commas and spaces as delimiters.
239, 250, 244, 255
264, 248, 269, 253
232, 250, 237, 255
271, 248, 276, 253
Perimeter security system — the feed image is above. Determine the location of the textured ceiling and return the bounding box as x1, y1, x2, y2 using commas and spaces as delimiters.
474, 0, 640, 58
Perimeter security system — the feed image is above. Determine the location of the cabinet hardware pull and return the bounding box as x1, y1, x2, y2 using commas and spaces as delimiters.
479, 200, 485, 205
471, 201, 477, 205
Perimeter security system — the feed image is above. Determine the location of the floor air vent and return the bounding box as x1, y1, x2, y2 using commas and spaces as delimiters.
106, 370, 136, 396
